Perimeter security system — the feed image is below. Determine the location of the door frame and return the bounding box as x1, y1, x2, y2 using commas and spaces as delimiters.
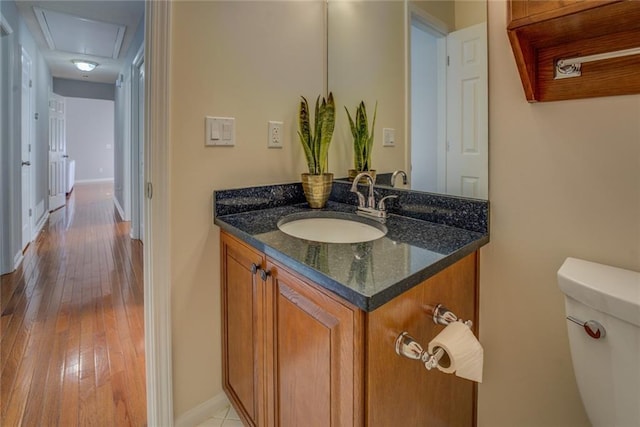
0, 14, 10, 274
145, 1, 173, 425
121, 68, 132, 222
131, 44, 144, 240
1, 18, 21, 274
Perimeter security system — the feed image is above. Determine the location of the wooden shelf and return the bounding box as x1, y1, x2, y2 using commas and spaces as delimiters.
507, 0, 640, 102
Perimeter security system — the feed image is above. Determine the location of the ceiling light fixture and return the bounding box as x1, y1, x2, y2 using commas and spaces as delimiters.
72, 60, 98, 72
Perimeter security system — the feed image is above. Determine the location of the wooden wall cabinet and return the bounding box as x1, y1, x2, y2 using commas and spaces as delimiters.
507, 0, 640, 102
221, 231, 479, 426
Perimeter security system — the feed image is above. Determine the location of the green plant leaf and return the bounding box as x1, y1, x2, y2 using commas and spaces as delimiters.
313, 95, 322, 174
298, 96, 315, 173
298, 92, 335, 175
345, 100, 377, 171
365, 101, 377, 171
319, 92, 335, 173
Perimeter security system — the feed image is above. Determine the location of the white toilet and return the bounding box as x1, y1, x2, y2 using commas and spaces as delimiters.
558, 257, 640, 427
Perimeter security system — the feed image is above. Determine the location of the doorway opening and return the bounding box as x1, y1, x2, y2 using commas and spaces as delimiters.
410, 15, 447, 194
409, 11, 488, 199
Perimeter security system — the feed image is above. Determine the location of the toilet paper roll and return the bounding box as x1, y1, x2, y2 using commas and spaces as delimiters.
427, 321, 484, 383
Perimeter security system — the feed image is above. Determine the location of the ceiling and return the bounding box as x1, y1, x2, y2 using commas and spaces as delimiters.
15, 0, 144, 84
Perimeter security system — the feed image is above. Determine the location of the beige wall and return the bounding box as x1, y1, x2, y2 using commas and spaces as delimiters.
167, 0, 640, 422
412, 0, 455, 29
479, 1, 640, 426
411, 0, 486, 31
328, 1, 406, 176
455, 0, 486, 29
169, 1, 325, 417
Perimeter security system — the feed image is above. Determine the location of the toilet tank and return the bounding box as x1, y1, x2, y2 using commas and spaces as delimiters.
558, 257, 640, 427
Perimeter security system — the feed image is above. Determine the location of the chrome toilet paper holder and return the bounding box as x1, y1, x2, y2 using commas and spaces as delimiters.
395, 304, 472, 370
429, 304, 473, 328
395, 332, 447, 370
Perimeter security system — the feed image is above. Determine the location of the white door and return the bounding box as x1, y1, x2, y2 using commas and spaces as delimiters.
446, 23, 488, 199
49, 94, 66, 211
21, 48, 33, 250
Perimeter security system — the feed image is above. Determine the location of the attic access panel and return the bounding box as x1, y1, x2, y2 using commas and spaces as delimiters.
34, 7, 125, 59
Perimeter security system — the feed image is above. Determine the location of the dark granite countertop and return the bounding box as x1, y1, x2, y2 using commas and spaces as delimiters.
213, 181, 489, 312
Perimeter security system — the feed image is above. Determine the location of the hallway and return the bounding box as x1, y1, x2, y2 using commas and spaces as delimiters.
1, 182, 146, 426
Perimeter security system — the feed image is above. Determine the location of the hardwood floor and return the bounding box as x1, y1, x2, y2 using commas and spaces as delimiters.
1, 182, 147, 426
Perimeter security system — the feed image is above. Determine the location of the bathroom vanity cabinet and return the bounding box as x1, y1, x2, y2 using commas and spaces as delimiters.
221, 231, 479, 427
221, 231, 362, 426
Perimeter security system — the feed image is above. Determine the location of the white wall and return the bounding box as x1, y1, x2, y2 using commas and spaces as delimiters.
478, 1, 640, 426
328, 1, 405, 176
169, 1, 325, 417
65, 97, 115, 182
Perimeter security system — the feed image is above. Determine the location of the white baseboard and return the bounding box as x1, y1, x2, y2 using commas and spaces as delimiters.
33, 212, 49, 238
35, 200, 45, 224
75, 178, 115, 184
174, 392, 230, 427
13, 250, 23, 271
113, 195, 126, 221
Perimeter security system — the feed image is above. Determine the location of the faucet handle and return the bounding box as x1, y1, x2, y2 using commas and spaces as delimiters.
377, 195, 398, 211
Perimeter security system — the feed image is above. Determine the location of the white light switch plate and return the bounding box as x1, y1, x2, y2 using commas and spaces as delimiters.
383, 128, 395, 147
205, 116, 235, 146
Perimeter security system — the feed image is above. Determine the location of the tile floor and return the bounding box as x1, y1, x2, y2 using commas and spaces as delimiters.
197, 405, 243, 427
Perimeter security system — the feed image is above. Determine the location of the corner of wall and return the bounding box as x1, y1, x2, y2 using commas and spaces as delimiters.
174, 393, 229, 427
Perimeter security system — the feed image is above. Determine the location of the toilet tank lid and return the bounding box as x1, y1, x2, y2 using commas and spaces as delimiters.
558, 257, 640, 327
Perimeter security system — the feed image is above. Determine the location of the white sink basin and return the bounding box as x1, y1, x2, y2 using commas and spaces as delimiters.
277, 212, 387, 244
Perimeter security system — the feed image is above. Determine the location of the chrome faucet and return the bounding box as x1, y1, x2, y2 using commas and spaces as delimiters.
391, 170, 408, 188
350, 172, 375, 209
350, 172, 397, 222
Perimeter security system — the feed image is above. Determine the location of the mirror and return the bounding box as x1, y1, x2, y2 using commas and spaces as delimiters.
327, 0, 488, 199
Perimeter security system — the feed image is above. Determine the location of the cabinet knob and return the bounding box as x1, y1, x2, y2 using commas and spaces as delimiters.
250, 263, 260, 275
260, 269, 271, 281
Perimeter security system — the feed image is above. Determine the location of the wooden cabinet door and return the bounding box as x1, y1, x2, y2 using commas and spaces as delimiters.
366, 253, 479, 427
221, 233, 266, 427
265, 260, 364, 427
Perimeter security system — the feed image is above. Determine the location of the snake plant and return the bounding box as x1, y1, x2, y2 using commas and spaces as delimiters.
345, 100, 377, 172
297, 92, 335, 175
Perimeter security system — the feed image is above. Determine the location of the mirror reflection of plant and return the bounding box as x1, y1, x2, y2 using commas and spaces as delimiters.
345, 101, 377, 172
298, 93, 336, 175
347, 242, 374, 287
304, 241, 329, 271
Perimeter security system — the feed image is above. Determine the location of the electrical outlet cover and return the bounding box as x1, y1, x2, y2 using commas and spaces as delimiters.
268, 121, 283, 149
